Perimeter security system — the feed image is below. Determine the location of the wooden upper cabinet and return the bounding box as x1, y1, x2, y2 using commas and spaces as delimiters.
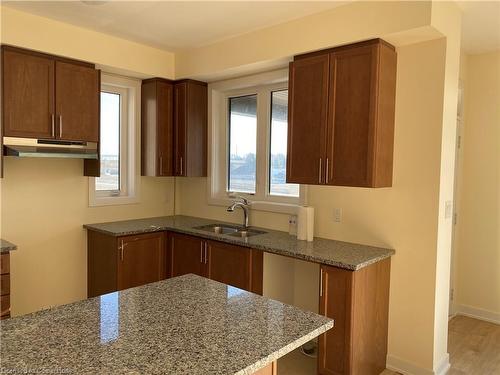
206, 241, 252, 291
168, 232, 206, 278
2, 49, 55, 139
288, 39, 397, 188
55, 61, 100, 142
174, 80, 207, 177
117, 232, 166, 291
141, 78, 174, 176
287, 54, 329, 184
2, 46, 100, 143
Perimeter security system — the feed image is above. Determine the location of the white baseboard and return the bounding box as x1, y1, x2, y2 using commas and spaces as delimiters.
386, 353, 450, 375
455, 304, 500, 325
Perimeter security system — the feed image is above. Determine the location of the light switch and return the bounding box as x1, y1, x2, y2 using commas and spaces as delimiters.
445, 201, 453, 219
334, 208, 342, 223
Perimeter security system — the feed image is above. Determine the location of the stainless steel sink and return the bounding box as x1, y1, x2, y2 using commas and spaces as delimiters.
194, 224, 266, 238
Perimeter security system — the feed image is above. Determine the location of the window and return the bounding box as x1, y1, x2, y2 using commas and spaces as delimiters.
96, 91, 121, 192
209, 69, 305, 213
269, 90, 299, 197
228, 95, 257, 194
89, 74, 140, 206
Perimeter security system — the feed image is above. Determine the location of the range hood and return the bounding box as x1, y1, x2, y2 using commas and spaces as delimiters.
3, 137, 98, 159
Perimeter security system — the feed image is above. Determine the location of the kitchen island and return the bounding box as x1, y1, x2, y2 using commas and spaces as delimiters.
0, 274, 333, 374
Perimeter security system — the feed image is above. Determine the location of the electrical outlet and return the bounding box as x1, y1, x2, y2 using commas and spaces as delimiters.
334, 208, 342, 223
288, 215, 297, 235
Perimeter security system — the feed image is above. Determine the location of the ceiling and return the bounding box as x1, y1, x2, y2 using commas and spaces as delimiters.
2, 1, 349, 51
458, 1, 500, 54
3, 1, 499, 54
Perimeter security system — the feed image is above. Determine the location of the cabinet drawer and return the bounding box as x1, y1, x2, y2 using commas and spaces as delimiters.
0, 253, 10, 275
0, 275, 10, 296
1, 294, 10, 317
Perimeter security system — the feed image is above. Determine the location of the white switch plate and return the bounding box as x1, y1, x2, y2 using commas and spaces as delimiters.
334, 208, 342, 223
445, 201, 453, 219
288, 215, 297, 235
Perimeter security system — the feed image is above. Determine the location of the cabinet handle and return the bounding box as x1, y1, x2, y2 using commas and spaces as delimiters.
159, 156, 163, 176
59, 115, 63, 138
318, 158, 323, 184
51, 114, 55, 138
325, 158, 329, 184
179, 156, 183, 176
320, 269, 323, 297
200, 242, 204, 263
120, 239, 124, 261
204, 242, 208, 264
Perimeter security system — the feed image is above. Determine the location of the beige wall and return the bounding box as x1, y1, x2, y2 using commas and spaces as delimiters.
0, 6, 177, 316
455, 51, 500, 322
0, 6, 175, 79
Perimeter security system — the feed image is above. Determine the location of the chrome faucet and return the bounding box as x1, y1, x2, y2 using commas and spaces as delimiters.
226, 195, 251, 228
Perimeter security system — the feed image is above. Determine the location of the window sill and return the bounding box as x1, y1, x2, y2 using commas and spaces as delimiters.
208, 196, 300, 215
89, 195, 140, 207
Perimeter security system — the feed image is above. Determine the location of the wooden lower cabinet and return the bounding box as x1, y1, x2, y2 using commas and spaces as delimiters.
318, 259, 391, 375
206, 240, 263, 295
0, 253, 11, 319
168, 232, 206, 278
87, 231, 166, 298
167, 232, 263, 294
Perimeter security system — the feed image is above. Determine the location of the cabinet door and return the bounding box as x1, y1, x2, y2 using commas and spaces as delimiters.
2, 49, 55, 139
206, 241, 251, 291
169, 232, 206, 277
174, 81, 207, 177
287, 55, 329, 184
174, 82, 187, 176
117, 232, 166, 291
157, 81, 174, 176
318, 265, 353, 375
326, 45, 377, 187
55, 61, 99, 142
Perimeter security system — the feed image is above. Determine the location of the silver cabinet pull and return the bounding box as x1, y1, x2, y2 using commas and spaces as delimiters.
120, 239, 124, 261
200, 242, 204, 263
320, 269, 323, 297
318, 158, 323, 184
59, 115, 63, 138
325, 158, 329, 184
204, 242, 208, 264
51, 114, 55, 138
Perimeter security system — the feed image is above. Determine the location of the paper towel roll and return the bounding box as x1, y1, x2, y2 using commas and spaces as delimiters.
297, 206, 314, 241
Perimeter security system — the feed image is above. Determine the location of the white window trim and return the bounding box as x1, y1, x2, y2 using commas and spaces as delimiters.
208, 69, 307, 215
89, 73, 141, 207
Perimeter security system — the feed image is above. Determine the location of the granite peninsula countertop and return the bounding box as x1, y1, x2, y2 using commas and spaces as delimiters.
84, 215, 394, 271
0, 274, 333, 375
0, 239, 17, 253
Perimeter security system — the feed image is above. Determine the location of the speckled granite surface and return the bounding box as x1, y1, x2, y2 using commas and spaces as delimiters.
0, 239, 17, 253
0, 274, 333, 375
84, 215, 394, 270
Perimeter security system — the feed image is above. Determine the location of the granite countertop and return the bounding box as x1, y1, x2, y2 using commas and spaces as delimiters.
84, 215, 394, 270
0, 239, 17, 253
0, 274, 333, 375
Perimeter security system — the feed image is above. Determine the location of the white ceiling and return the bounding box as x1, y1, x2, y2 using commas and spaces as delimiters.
3, 1, 499, 54
2, 1, 349, 51
458, 1, 500, 54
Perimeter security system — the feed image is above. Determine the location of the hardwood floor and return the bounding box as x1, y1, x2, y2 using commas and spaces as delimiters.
279, 316, 500, 374
447, 315, 500, 375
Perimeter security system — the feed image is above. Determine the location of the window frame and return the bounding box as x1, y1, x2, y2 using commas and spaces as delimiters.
208, 69, 307, 214
89, 73, 140, 207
